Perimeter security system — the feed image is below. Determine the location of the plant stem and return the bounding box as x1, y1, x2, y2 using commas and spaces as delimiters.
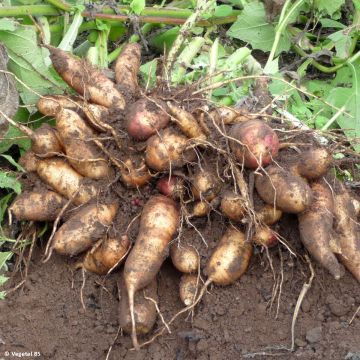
0, 5, 239, 26
0, 5, 60, 17
43, 0, 70, 11
293, 45, 344, 73
265, 0, 306, 71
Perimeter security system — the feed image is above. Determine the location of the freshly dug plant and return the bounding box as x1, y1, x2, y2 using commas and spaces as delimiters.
191, 169, 221, 201
114, 43, 141, 96
291, 148, 332, 180
145, 128, 195, 171
47, 45, 126, 109
298, 181, 341, 279
167, 102, 206, 139
204, 227, 253, 285
119, 276, 158, 336
255, 166, 313, 213
30, 124, 63, 156
37, 95, 84, 117
120, 158, 152, 188
333, 184, 360, 282
229, 120, 279, 169
126, 98, 169, 140
82, 103, 111, 132
81, 234, 130, 275
256, 204, 282, 225
156, 176, 184, 199
170, 243, 199, 273
10, 190, 66, 222
56, 109, 112, 180
252, 226, 278, 247
36, 158, 97, 205
123, 195, 179, 349
18, 151, 38, 172
53, 202, 118, 256
220, 191, 245, 222
179, 274, 199, 306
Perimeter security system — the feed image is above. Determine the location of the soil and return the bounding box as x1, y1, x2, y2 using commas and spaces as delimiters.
1, 208, 360, 360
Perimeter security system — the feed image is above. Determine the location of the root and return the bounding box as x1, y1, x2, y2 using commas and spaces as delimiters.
143, 294, 171, 334
42, 189, 79, 263
80, 267, 86, 310
135, 278, 212, 349
128, 287, 140, 351
349, 305, 360, 325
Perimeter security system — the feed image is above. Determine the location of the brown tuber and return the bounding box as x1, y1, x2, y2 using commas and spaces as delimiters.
252, 226, 278, 247
170, 243, 199, 273
126, 98, 169, 140
81, 234, 130, 275
119, 276, 158, 336
53, 202, 118, 256
10, 190, 66, 222
191, 169, 221, 201
255, 166, 313, 214
220, 191, 245, 222
179, 274, 199, 306
229, 120, 279, 169
123, 195, 179, 349
145, 128, 195, 172
156, 176, 184, 199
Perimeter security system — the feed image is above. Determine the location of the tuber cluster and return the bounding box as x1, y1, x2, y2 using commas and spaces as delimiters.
9, 42, 360, 352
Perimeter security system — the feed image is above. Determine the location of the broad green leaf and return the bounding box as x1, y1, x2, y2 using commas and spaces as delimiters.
130, 0, 145, 14
0, 252, 12, 269
214, 5, 233, 17
0, 19, 16, 32
227, 1, 291, 53
314, 0, 345, 16
328, 30, 353, 59
149, 27, 180, 53
1, 154, 25, 172
140, 59, 157, 89
0, 275, 9, 286
0, 171, 22, 194
320, 19, 346, 29
0, 21, 66, 110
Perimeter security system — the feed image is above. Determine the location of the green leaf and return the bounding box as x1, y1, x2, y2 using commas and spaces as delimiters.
320, 18, 346, 29
130, 0, 145, 15
1, 154, 25, 172
0, 252, 12, 269
0, 193, 13, 224
0, 19, 16, 32
314, 0, 345, 16
140, 59, 157, 89
328, 30, 353, 59
0, 21, 66, 110
0, 171, 21, 194
214, 5, 233, 17
227, 1, 291, 53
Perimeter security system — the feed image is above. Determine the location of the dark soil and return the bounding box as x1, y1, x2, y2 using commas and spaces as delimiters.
1, 209, 360, 360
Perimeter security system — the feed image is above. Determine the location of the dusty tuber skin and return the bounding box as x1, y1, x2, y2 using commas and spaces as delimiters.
81, 234, 130, 275
18, 151, 38, 172
123, 195, 179, 349
145, 128, 196, 171
167, 102, 206, 140
31, 124, 63, 157
170, 243, 199, 273
10, 190, 67, 222
119, 276, 158, 336
255, 165, 313, 214
333, 184, 360, 282
53, 202, 118, 256
205, 227, 253, 286
290, 148, 333, 180
256, 204, 282, 225
156, 176, 184, 199
47, 45, 126, 109
126, 98, 170, 140
115, 43, 142, 96
252, 226, 278, 247
37, 95, 84, 117
220, 191, 245, 222
298, 181, 341, 279
36, 158, 98, 205
229, 119, 279, 169
120, 158, 152, 188
179, 274, 199, 306
191, 169, 221, 201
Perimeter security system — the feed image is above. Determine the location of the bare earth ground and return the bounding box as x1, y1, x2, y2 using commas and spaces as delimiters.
1, 211, 360, 360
